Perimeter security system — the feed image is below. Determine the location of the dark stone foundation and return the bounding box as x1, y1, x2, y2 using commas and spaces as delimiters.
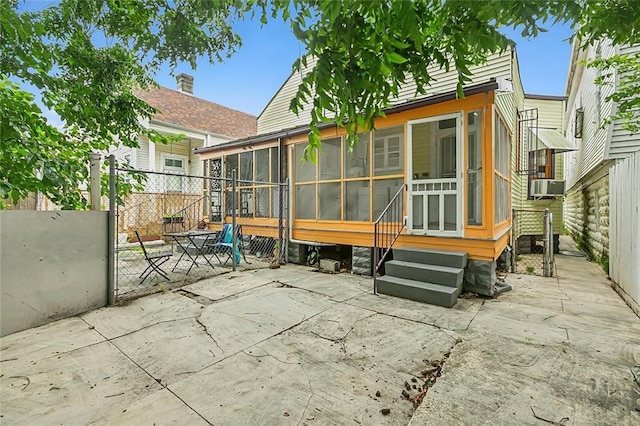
463, 260, 497, 297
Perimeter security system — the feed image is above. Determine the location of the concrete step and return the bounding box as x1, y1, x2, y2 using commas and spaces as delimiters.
377, 276, 459, 308
385, 260, 464, 287
393, 248, 468, 269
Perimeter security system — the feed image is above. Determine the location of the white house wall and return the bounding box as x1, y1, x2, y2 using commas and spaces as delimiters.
257, 50, 514, 135
523, 98, 564, 131
564, 39, 616, 190
137, 135, 150, 170
607, 44, 640, 159
563, 39, 619, 263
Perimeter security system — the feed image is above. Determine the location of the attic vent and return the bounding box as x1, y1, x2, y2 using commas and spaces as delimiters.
573, 108, 584, 139
177, 73, 194, 94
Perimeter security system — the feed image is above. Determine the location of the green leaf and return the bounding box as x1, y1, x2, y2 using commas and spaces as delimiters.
385, 51, 408, 64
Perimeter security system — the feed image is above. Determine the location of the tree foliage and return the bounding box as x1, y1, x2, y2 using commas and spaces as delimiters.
1, 0, 243, 208
266, 0, 640, 154
2, 0, 639, 208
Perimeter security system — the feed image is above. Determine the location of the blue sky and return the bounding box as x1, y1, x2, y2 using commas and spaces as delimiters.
159, 19, 575, 116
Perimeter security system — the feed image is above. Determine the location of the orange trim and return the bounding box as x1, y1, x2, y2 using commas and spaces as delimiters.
292, 227, 504, 261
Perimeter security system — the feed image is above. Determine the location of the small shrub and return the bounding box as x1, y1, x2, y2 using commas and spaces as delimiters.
600, 255, 610, 275
526, 266, 535, 274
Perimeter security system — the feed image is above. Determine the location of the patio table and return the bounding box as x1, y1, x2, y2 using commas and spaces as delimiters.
164, 230, 219, 275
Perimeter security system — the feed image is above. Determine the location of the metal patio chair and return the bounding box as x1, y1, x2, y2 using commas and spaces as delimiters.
211, 224, 250, 266
135, 230, 173, 284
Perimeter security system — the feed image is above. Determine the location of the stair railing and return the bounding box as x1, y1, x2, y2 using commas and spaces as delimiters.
373, 183, 407, 294
164, 195, 207, 234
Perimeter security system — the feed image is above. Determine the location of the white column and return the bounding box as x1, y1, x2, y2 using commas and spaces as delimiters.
148, 140, 156, 171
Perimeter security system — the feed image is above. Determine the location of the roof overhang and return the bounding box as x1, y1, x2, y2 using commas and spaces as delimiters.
528, 128, 578, 153
195, 80, 500, 155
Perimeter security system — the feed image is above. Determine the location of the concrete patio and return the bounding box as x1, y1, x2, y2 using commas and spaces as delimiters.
1, 247, 639, 425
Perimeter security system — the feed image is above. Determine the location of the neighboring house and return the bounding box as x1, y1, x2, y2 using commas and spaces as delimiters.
563, 39, 640, 315
512, 94, 575, 256
113, 74, 257, 237
196, 46, 542, 304
121, 73, 256, 184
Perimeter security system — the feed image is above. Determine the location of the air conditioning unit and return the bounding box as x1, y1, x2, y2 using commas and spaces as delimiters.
530, 179, 565, 197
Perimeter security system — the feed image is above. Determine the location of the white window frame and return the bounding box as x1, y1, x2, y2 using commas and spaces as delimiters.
407, 112, 464, 237
161, 153, 188, 193
373, 133, 404, 174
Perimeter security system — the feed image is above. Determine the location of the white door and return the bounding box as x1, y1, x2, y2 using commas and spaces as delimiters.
161, 154, 187, 192
407, 114, 463, 236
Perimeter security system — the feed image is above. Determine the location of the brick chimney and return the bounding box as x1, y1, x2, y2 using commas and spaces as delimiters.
176, 73, 194, 94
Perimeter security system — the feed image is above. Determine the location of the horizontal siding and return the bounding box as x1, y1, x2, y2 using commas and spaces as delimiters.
137, 135, 150, 170
155, 139, 204, 176
564, 39, 616, 190
509, 59, 526, 210
607, 44, 640, 158
108, 145, 134, 166
257, 57, 317, 135
495, 92, 516, 132
258, 51, 513, 135
394, 51, 512, 103
523, 98, 564, 130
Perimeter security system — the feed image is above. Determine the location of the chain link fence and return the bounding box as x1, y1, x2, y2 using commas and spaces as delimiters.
512, 209, 553, 276
113, 167, 288, 301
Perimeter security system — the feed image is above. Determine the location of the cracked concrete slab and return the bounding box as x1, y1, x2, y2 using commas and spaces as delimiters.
468, 299, 569, 346
0, 341, 163, 425
252, 303, 458, 421
196, 285, 334, 355
0, 317, 104, 370
347, 291, 483, 332
411, 334, 639, 425
169, 350, 312, 425
90, 388, 210, 425
81, 291, 205, 340
181, 271, 274, 301
412, 247, 640, 426
256, 266, 371, 302
109, 317, 225, 386
171, 302, 458, 425
2, 252, 639, 425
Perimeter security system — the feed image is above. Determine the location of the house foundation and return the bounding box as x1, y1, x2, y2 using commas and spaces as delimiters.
463, 260, 497, 297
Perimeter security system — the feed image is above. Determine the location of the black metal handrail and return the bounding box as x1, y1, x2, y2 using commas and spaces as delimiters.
373, 183, 407, 294
165, 195, 207, 233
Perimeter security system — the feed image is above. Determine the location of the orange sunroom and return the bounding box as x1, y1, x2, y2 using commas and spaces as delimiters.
196, 82, 513, 265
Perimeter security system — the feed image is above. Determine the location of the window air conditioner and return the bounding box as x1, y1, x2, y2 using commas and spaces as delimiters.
530, 179, 565, 197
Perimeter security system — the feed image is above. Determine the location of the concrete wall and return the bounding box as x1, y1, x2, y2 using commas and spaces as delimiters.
564, 168, 610, 261
0, 211, 109, 337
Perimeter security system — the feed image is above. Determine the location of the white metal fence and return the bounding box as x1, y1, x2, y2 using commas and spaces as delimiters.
609, 151, 640, 315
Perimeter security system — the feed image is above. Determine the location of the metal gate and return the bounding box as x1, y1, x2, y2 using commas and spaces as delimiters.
512, 208, 554, 277
110, 160, 288, 301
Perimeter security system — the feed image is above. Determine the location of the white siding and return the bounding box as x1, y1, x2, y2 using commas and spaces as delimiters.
257, 50, 513, 135
108, 145, 135, 166
523, 98, 564, 130
564, 39, 616, 190
155, 139, 204, 177
137, 135, 150, 170
257, 57, 317, 135
607, 44, 640, 159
